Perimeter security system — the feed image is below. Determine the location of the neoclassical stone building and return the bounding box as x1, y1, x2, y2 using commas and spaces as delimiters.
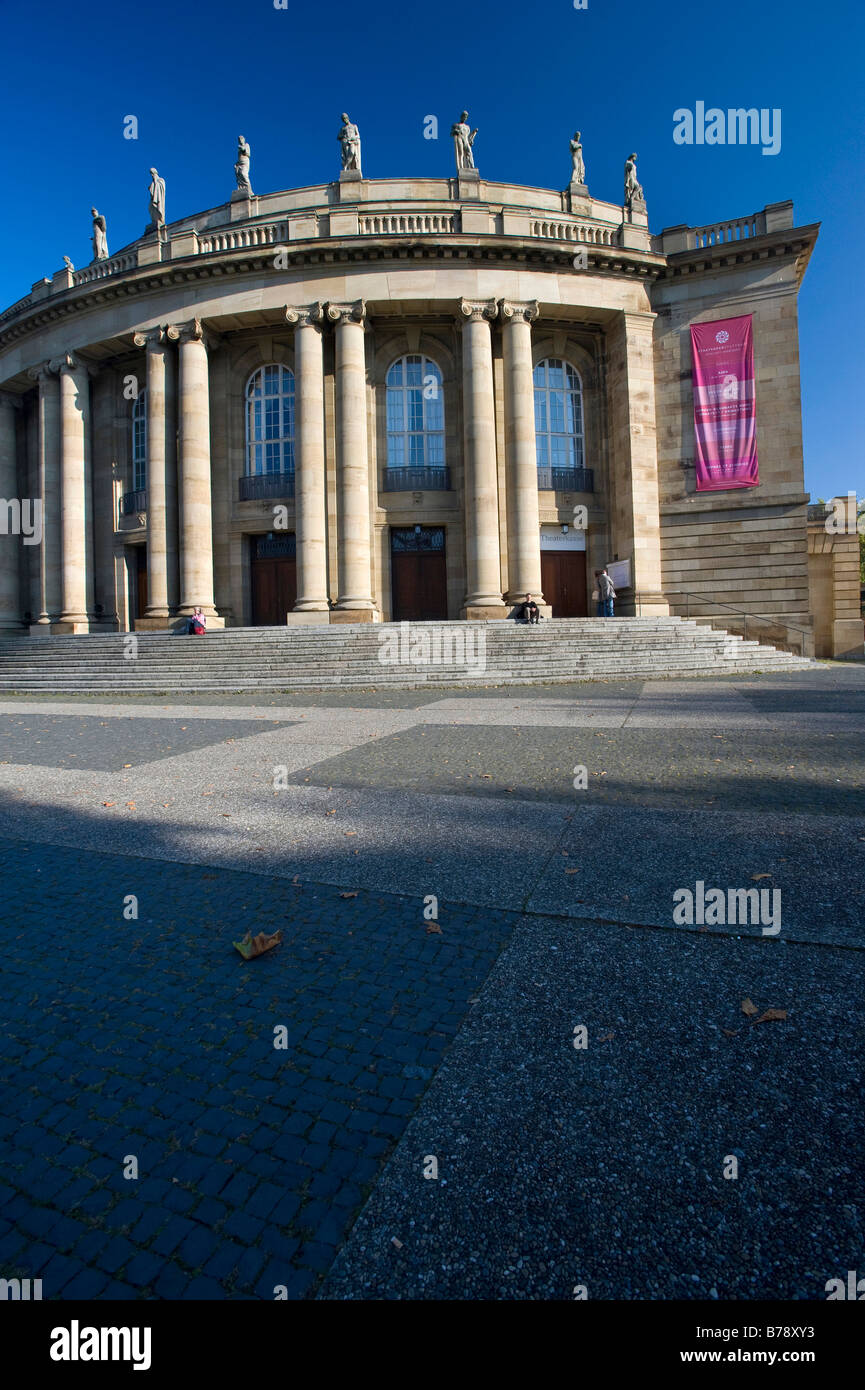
0, 154, 819, 641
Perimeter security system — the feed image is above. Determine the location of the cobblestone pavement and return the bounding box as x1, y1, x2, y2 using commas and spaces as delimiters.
0, 841, 512, 1299
0, 664, 862, 1299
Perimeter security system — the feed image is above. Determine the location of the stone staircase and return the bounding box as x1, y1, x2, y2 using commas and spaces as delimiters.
0, 618, 815, 693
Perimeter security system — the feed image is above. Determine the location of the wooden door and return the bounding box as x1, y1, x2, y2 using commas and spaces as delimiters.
541, 550, 588, 617
391, 528, 448, 621
136, 547, 148, 618
251, 534, 297, 625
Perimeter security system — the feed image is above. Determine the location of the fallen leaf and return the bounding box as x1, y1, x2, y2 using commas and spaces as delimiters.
750, 873, 772, 881
741, 998, 758, 1016
753, 1008, 787, 1025
102, 801, 115, 807
122, 763, 132, 768
598, 1031, 615, 1042
339, 891, 358, 899
565, 868, 581, 875
126, 802, 136, 809
426, 922, 442, 934
391, 1237, 403, 1250
344, 831, 357, 837
233, 929, 282, 961
721, 1028, 740, 1037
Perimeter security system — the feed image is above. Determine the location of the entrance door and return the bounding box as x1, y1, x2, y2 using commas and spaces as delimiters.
391, 527, 448, 620
251, 533, 297, 625
136, 547, 148, 619
541, 549, 588, 617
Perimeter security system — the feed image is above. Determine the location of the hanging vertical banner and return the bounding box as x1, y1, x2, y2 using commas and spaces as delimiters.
690, 314, 759, 491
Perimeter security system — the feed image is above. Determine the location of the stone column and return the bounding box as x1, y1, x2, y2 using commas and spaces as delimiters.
90, 371, 118, 626
133, 327, 171, 618
327, 300, 374, 613
27, 362, 62, 627
459, 298, 505, 616
0, 391, 22, 629
501, 299, 544, 605
606, 310, 668, 614
286, 304, 329, 614
169, 319, 217, 617
57, 355, 93, 631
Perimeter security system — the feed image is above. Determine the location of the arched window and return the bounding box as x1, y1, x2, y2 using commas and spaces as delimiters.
246, 364, 295, 475
533, 359, 585, 478
132, 389, 147, 492
386, 355, 444, 469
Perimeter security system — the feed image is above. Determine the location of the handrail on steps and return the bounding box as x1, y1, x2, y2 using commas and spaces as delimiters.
631, 590, 812, 657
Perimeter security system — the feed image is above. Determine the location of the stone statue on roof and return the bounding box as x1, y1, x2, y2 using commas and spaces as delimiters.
451, 111, 478, 171
338, 114, 362, 175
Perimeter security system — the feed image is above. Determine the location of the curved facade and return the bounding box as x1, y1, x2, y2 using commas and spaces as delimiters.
0, 172, 818, 636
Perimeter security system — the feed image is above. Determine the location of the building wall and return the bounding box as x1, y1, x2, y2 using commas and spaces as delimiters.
652, 250, 812, 638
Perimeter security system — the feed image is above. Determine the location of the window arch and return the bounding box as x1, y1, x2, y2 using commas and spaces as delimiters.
245, 364, 295, 475
132, 389, 147, 492
533, 359, 585, 475
386, 355, 444, 469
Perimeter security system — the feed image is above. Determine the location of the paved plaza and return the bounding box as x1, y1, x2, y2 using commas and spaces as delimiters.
0, 665, 863, 1299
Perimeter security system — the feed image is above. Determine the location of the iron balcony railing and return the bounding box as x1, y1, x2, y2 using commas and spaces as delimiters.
239, 472, 296, 501
119, 488, 147, 517
537, 466, 594, 492
382, 466, 452, 492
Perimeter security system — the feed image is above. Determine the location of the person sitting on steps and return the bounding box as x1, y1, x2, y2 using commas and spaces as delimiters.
521, 593, 540, 624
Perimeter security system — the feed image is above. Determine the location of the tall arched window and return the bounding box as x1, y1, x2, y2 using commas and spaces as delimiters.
132, 389, 147, 492
533, 359, 585, 479
246, 364, 295, 475
386, 355, 444, 469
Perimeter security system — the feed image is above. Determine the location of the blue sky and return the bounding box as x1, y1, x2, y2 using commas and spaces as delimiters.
1, 0, 862, 499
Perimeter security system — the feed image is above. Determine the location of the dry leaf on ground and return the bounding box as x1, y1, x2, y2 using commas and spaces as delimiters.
233, 929, 282, 961
753, 1008, 787, 1025
741, 998, 758, 1016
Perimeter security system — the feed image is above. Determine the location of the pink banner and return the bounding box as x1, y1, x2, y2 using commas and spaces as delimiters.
690, 314, 759, 491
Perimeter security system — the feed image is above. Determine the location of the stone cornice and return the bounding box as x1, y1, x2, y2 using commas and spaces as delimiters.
654, 223, 819, 288
285, 302, 324, 330
0, 238, 666, 358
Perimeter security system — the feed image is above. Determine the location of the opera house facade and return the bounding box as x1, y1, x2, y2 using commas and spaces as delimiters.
0, 129, 819, 645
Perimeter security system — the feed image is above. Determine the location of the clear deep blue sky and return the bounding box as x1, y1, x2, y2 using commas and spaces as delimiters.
2, 0, 862, 499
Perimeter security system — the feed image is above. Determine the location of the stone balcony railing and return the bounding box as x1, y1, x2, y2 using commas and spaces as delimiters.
656, 200, 794, 255
5, 178, 644, 324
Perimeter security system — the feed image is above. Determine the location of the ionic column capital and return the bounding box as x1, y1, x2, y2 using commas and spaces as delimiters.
285, 302, 324, 330
499, 299, 539, 326
326, 299, 366, 328
459, 298, 498, 324
27, 360, 60, 385
133, 326, 167, 350
167, 318, 217, 350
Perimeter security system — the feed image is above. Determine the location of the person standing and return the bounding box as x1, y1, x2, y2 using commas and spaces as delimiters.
598, 567, 616, 618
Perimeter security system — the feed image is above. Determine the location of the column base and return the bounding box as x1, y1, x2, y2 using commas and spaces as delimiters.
461, 604, 508, 621
286, 610, 331, 626
329, 609, 379, 624
51, 620, 91, 634
134, 616, 177, 632
629, 592, 669, 617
